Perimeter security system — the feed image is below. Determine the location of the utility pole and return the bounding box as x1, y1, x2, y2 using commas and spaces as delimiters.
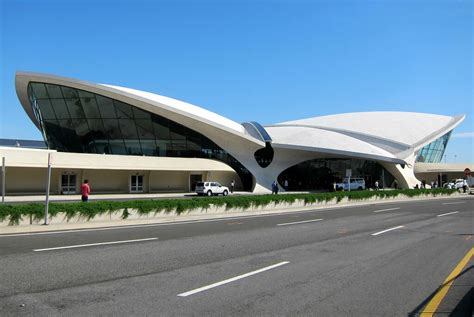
44, 153, 52, 225
1, 157, 5, 204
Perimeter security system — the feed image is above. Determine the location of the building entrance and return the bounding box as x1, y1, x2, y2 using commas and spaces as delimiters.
61, 174, 77, 194
190, 174, 203, 191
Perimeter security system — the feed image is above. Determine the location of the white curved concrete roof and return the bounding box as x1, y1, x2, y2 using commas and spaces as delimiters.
270, 112, 464, 157
15, 72, 263, 148
103, 84, 245, 134
266, 125, 402, 163
15, 72, 464, 167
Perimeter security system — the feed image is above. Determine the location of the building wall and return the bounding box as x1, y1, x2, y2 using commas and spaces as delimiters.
149, 171, 189, 192
3, 167, 51, 194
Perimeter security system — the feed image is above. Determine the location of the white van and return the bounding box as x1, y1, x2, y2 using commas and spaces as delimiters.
335, 178, 366, 191
195, 182, 230, 196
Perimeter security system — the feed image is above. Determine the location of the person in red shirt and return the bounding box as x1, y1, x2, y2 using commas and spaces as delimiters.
80, 179, 91, 202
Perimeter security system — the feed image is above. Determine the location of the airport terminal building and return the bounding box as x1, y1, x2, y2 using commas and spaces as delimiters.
0, 72, 467, 195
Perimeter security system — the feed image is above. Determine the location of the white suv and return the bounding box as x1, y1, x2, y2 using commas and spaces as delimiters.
335, 178, 366, 191
195, 182, 230, 196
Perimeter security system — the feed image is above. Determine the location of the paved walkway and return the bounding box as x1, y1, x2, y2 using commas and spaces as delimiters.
1, 190, 315, 204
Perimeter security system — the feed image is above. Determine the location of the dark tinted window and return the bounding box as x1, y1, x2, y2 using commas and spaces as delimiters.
45, 84, 63, 98
27, 82, 253, 190
97, 95, 116, 118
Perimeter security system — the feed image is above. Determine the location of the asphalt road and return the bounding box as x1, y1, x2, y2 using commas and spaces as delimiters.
0, 197, 472, 316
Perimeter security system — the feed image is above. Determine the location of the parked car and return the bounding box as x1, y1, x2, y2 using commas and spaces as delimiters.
195, 182, 230, 196
443, 178, 469, 189
335, 178, 366, 191
444, 179, 468, 190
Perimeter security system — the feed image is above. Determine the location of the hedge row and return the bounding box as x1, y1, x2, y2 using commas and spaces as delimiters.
0, 188, 458, 226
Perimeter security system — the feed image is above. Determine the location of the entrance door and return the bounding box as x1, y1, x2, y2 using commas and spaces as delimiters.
131, 175, 144, 192
190, 174, 202, 191
61, 174, 77, 194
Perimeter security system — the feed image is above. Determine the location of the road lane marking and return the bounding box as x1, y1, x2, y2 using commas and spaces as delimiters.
177, 261, 290, 297
436, 211, 459, 217
420, 247, 474, 316
373, 207, 400, 213
371, 226, 404, 236
277, 219, 323, 226
33, 237, 158, 252
442, 201, 465, 205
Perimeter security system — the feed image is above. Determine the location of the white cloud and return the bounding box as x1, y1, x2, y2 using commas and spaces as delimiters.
452, 132, 474, 138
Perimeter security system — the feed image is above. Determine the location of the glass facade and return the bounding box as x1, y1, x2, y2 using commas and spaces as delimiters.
278, 158, 395, 191
28, 82, 253, 191
415, 131, 452, 163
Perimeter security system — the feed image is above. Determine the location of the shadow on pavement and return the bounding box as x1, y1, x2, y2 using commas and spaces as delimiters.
408, 265, 473, 317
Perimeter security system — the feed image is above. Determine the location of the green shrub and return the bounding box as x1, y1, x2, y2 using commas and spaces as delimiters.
0, 188, 458, 226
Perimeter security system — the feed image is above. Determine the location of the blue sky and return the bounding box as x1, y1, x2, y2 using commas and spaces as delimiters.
1, 0, 472, 162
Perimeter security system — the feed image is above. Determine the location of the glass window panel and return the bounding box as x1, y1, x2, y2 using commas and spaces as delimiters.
136, 119, 155, 139
87, 119, 105, 135
119, 119, 138, 139
187, 138, 201, 152
133, 107, 151, 119
102, 119, 123, 139
61, 86, 79, 99
58, 118, 75, 133
172, 139, 187, 151
45, 84, 63, 98
65, 98, 85, 118
81, 97, 101, 118
109, 139, 127, 154
51, 99, 70, 119
97, 95, 117, 118
58, 119, 83, 152
124, 140, 142, 155
139, 140, 158, 156
169, 123, 186, 140
36, 99, 56, 120
95, 140, 111, 154
73, 119, 95, 153
152, 118, 170, 140
31, 83, 49, 99
74, 118, 90, 136
155, 140, 169, 156
115, 101, 134, 119
28, 84, 35, 105
78, 90, 94, 98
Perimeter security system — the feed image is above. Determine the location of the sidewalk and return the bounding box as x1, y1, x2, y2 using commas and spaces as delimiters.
1, 191, 261, 204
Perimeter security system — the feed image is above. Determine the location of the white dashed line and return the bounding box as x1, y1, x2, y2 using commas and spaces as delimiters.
178, 261, 290, 297
277, 219, 323, 226
373, 207, 400, 213
371, 226, 404, 236
33, 237, 158, 252
437, 211, 459, 217
442, 202, 465, 205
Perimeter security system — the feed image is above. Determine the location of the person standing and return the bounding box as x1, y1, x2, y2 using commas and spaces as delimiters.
230, 180, 235, 193
374, 180, 379, 191
284, 179, 289, 191
81, 179, 91, 202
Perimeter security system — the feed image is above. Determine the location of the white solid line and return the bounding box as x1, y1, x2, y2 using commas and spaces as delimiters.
442, 201, 466, 205
371, 226, 404, 236
437, 211, 459, 217
277, 219, 323, 226
373, 207, 401, 213
33, 237, 158, 252
178, 261, 290, 297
